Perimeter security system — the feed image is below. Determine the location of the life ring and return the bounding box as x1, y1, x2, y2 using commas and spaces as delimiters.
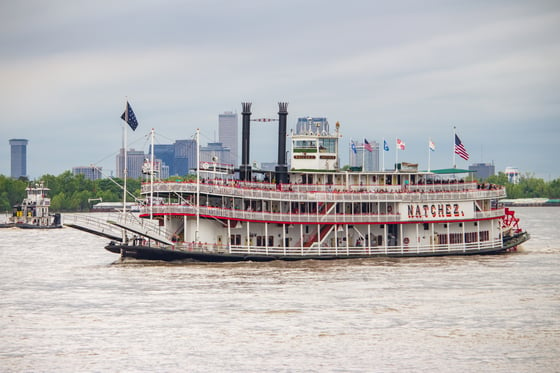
387, 205, 393, 213
403, 237, 410, 245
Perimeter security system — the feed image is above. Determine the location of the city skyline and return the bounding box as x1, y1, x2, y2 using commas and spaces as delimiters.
1, 1, 558, 180
3, 116, 556, 181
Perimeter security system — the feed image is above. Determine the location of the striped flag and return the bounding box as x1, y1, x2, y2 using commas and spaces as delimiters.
364, 138, 373, 152
454, 134, 469, 160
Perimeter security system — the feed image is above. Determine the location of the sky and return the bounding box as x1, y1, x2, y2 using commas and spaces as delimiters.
1, 0, 559, 180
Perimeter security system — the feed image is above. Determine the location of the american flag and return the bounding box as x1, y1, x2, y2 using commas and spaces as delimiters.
364, 138, 373, 152
454, 134, 469, 160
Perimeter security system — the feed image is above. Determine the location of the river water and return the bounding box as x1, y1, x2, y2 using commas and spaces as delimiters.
0, 207, 558, 372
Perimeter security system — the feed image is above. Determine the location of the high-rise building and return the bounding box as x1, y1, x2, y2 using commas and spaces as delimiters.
296, 117, 329, 135
9, 139, 28, 179
153, 144, 175, 175
200, 142, 231, 166
73, 166, 103, 180
149, 140, 197, 177
469, 162, 495, 180
116, 149, 146, 179
159, 162, 170, 179
174, 139, 197, 175
349, 140, 380, 171
219, 111, 238, 166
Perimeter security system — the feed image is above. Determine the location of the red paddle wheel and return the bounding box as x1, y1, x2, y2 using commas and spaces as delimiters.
501, 208, 528, 251
501, 208, 522, 234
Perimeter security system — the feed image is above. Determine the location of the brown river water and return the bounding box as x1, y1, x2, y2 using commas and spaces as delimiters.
1, 207, 558, 372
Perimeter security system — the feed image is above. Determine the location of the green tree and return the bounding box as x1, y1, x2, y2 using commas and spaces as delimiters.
548, 179, 560, 198
0, 176, 27, 212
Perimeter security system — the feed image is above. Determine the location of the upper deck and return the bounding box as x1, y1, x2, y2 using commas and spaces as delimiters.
140, 173, 506, 204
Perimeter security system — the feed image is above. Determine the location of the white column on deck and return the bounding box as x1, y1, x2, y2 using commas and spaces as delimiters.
367, 224, 371, 253
265, 222, 268, 255
300, 224, 304, 254
317, 224, 321, 255
431, 223, 435, 252
227, 219, 231, 253
491, 219, 495, 248
246, 221, 250, 252
400, 224, 404, 254
384, 224, 388, 255
462, 221, 466, 252
345, 224, 349, 255
334, 224, 338, 255
184, 216, 187, 243
283, 223, 286, 256
477, 221, 481, 250
416, 224, 420, 253
447, 222, 450, 252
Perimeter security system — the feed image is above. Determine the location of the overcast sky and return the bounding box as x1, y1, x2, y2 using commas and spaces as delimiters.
1, 0, 559, 180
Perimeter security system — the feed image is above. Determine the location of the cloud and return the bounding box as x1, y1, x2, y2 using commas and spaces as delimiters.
0, 0, 559, 179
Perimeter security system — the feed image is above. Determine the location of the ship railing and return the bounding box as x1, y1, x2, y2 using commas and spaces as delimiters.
286, 182, 483, 193
142, 182, 506, 203
474, 209, 504, 219
142, 180, 494, 195
147, 204, 402, 223
115, 211, 170, 238
64, 213, 123, 237
65, 212, 170, 241
149, 179, 492, 193
223, 237, 503, 257
146, 204, 504, 223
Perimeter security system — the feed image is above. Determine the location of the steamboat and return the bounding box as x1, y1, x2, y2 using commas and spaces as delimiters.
0, 182, 62, 229
65, 102, 529, 261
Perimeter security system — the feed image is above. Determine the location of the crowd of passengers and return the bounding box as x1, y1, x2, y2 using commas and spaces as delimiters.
196, 177, 499, 191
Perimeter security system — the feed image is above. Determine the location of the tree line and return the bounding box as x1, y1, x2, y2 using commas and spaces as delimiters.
485, 173, 560, 199
0, 171, 559, 212
0, 172, 142, 212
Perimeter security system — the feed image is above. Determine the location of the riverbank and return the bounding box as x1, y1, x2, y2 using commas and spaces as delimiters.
502, 198, 560, 207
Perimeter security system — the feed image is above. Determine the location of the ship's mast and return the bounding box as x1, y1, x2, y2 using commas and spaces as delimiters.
195, 128, 200, 243
150, 128, 155, 220
122, 101, 128, 244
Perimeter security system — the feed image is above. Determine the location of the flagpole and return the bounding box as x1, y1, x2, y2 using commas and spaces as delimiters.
361, 141, 365, 170
428, 138, 431, 172
452, 126, 456, 168
395, 137, 398, 171
150, 128, 155, 220
123, 101, 128, 219
382, 139, 385, 171
195, 128, 200, 243
122, 100, 128, 245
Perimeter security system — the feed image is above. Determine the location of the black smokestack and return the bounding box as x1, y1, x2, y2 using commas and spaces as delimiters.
240, 102, 252, 181
275, 102, 289, 184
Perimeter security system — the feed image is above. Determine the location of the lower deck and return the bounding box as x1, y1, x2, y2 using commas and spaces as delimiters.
156, 212, 506, 259
107, 230, 528, 262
